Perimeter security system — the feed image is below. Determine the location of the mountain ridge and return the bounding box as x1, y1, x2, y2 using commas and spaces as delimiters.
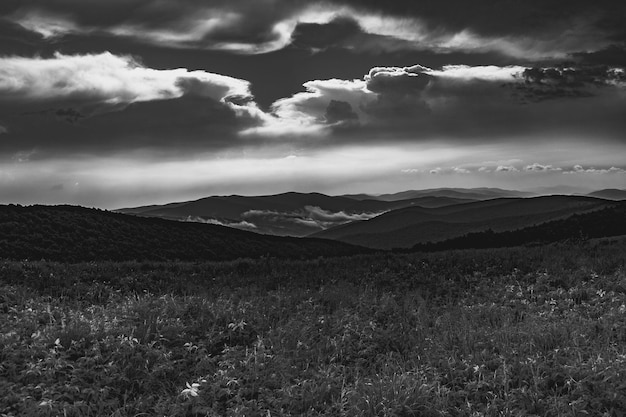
116, 191, 481, 236
0, 204, 371, 262
311, 195, 615, 249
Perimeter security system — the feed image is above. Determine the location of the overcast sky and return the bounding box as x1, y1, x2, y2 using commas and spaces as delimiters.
1, 0, 625, 208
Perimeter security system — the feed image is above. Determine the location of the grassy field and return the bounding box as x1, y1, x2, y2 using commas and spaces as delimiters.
1, 238, 626, 416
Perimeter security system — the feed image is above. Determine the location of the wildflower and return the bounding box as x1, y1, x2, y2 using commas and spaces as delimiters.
184, 342, 198, 352
228, 320, 247, 331
180, 382, 200, 399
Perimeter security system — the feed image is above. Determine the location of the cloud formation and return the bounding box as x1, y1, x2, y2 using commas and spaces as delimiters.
0, 52, 256, 115
0, 52, 269, 155
184, 216, 258, 231
524, 163, 562, 172
4, 0, 305, 53
1, 2, 626, 208
242, 205, 382, 230
496, 165, 519, 173
4, 0, 624, 58
564, 165, 626, 175
259, 63, 626, 143
517, 66, 626, 102
334, 0, 625, 57
2, 55, 625, 160
246, 77, 371, 136
403, 166, 472, 175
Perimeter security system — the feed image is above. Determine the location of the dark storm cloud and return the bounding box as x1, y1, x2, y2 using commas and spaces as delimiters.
362, 66, 432, 120
3, 0, 624, 60
574, 46, 626, 67
0, 17, 42, 44
324, 100, 358, 125
0, 95, 257, 158
516, 65, 626, 102
522, 66, 626, 88
292, 1, 626, 60
288, 17, 417, 55
1, 0, 307, 53
289, 17, 362, 50
334, 0, 626, 38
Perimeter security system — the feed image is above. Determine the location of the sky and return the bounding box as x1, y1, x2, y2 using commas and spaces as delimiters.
0, 0, 625, 208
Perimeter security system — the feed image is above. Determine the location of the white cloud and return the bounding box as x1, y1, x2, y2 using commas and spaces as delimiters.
0, 52, 260, 117
304, 205, 381, 223
250, 63, 533, 138
524, 163, 562, 172
402, 166, 472, 175
427, 65, 525, 81
564, 165, 626, 174
404, 166, 471, 175
184, 216, 258, 230
13, 11, 81, 39
245, 78, 371, 136
241, 205, 382, 230
496, 165, 519, 172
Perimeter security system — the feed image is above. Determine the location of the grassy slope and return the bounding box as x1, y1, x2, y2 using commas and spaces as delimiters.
1, 239, 626, 416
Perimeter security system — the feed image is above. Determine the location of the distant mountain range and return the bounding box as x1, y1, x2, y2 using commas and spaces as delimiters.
115, 187, 537, 236
370, 187, 534, 202
116, 191, 478, 236
116, 188, 625, 243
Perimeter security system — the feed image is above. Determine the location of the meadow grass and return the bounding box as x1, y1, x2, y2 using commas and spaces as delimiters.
1, 238, 625, 416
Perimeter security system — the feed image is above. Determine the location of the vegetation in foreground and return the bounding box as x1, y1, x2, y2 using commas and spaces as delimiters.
1, 239, 626, 416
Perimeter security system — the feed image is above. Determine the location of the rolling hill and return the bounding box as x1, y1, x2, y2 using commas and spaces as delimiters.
587, 189, 626, 200
408, 202, 626, 252
372, 187, 534, 202
116, 192, 476, 237
311, 195, 615, 249
0, 205, 371, 262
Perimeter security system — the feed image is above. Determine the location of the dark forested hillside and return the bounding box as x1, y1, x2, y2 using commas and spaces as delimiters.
410, 202, 626, 252
313, 195, 613, 249
0, 205, 370, 262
